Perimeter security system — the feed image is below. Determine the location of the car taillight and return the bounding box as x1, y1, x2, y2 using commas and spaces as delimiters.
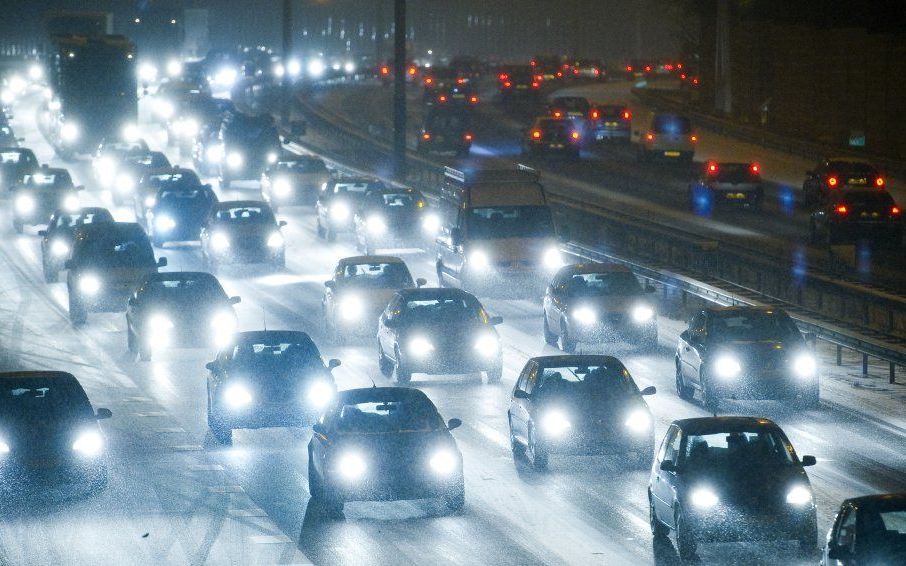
622, 110, 631, 120
422, 132, 431, 141
677, 63, 684, 70
706, 161, 718, 174
590, 110, 599, 120
645, 132, 655, 142
750, 163, 760, 175
562, 63, 570, 70
534, 75, 543, 82
503, 81, 512, 88
573, 68, 580, 76
593, 68, 601, 76
531, 81, 540, 88
644, 65, 652, 73
424, 77, 433, 85
531, 129, 542, 140
570, 131, 581, 141
876, 177, 885, 188
691, 77, 700, 86
552, 110, 563, 118
464, 132, 473, 141
680, 73, 687, 81
408, 66, 417, 76
469, 95, 479, 104
827, 176, 839, 188
835, 205, 848, 215
626, 65, 633, 72
556, 71, 563, 78
456, 77, 466, 84
691, 135, 698, 143
438, 95, 447, 103
380, 66, 390, 76
498, 72, 509, 81
892, 206, 901, 216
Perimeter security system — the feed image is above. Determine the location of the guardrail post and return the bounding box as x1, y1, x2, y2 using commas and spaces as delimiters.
836, 345, 842, 366
862, 354, 868, 375
890, 363, 896, 384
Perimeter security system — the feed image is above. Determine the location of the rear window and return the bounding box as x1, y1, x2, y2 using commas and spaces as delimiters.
216, 205, 274, 223
566, 271, 643, 296
653, 115, 691, 135
0, 151, 24, 164
56, 211, 113, 228
828, 162, 876, 177
25, 172, 72, 188
339, 262, 413, 288
712, 164, 758, 184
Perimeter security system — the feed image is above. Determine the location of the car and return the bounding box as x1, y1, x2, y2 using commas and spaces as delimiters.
675, 306, 820, 410
648, 416, 818, 560
569, 58, 604, 79
508, 355, 656, 471
39, 207, 115, 283
417, 106, 473, 156
809, 188, 902, 247
542, 263, 658, 352
65, 222, 167, 325
421, 67, 462, 103
323, 256, 423, 343
632, 112, 696, 163
430, 80, 479, 108
260, 154, 331, 209
523, 117, 583, 158
803, 158, 885, 207
353, 187, 436, 254
0, 123, 23, 148
689, 161, 765, 213
206, 330, 340, 444
143, 181, 218, 247
110, 151, 171, 205
498, 65, 541, 99
152, 78, 211, 125
0, 371, 112, 494
316, 177, 385, 241
170, 95, 235, 155
200, 200, 287, 271
0, 146, 39, 190
133, 167, 205, 222
377, 287, 503, 384
547, 96, 592, 123
126, 271, 240, 361
11, 166, 82, 233
307, 387, 464, 516
821, 493, 906, 566
91, 136, 149, 189
217, 111, 281, 188
192, 120, 226, 176
591, 104, 631, 143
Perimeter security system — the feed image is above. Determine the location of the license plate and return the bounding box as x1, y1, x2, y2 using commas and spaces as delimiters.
664, 151, 681, 157
848, 178, 867, 185
725, 193, 746, 200
605, 121, 618, 127
516, 85, 528, 89
859, 212, 880, 218
550, 144, 564, 149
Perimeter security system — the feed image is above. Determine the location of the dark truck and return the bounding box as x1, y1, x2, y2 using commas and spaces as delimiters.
44, 34, 137, 159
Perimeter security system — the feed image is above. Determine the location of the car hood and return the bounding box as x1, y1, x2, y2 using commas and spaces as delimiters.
337, 287, 397, 313
710, 339, 804, 364
144, 301, 231, 325
534, 391, 650, 426
683, 463, 810, 505
215, 223, 273, 239
567, 294, 652, 313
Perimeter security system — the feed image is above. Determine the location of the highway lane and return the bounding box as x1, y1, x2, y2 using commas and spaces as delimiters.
0, 91, 905, 565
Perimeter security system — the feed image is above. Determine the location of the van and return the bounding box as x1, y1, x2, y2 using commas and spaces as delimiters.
631, 111, 696, 162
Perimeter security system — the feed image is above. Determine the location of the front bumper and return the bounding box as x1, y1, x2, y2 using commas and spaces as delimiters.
570, 318, 657, 344
404, 351, 500, 376
710, 373, 818, 400
0, 455, 107, 489
686, 504, 816, 543
218, 402, 320, 429
327, 468, 463, 502
540, 428, 653, 456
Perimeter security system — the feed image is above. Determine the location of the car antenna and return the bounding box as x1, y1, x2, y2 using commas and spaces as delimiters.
262, 309, 267, 331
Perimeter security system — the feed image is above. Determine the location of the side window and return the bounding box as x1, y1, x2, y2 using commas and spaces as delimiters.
689, 312, 706, 336
515, 364, 532, 393
658, 426, 681, 464
384, 296, 402, 321
656, 426, 676, 462
836, 507, 856, 550
524, 365, 539, 395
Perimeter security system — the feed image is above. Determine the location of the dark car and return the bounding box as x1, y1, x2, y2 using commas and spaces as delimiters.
430, 80, 479, 108
0, 123, 22, 148
11, 166, 82, 233
144, 182, 218, 247
689, 161, 765, 213
523, 117, 582, 158
218, 112, 281, 188
547, 96, 592, 122
39, 207, 115, 283
417, 106, 473, 156
200, 201, 287, 271
675, 307, 820, 410
307, 387, 464, 516
323, 256, 422, 343
591, 104, 631, 143
126, 272, 240, 361
110, 151, 171, 205
377, 287, 503, 384
648, 417, 818, 560
822, 493, 906, 566
543, 263, 659, 352
260, 154, 330, 209
134, 167, 204, 221
803, 158, 885, 207
91, 136, 149, 190
508, 355, 656, 470
421, 67, 460, 102
206, 330, 340, 444
316, 177, 385, 241
65, 222, 167, 325
499, 65, 541, 99
171, 95, 235, 155
353, 187, 434, 254
0, 371, 112, 494
0, 147, 39, 190
809, 189, 903, 247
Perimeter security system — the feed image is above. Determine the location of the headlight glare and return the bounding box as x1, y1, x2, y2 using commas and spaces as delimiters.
15, 194, 34, 214
116, 173, 135, 193
72, 431, 103, 457
226, 151, 243, 169
542, 247, 564, 269
421, 214, 440, 234
429, 449, 458, 475
468, 249, 490, 271
267, 231, 284, 248
572, 306, 596, 326
691, 487, 719, 509
211, 232, 230, 251
366, 215, 386, 235
541, 410, 571, 436
272, 178, 292, 197
224, 384, 252, 407
61, 122, 79, 142
338, 296, 363, 321
0, 440, 9, 454
474, 333, 499, 357
793, 353, 817, 378
408, 336, 435, 357
330, 202, 350, 221
714, 356, 741, 379
154, 215, 176, 232
338, 452, 366, 480
624, 409, 651, 433
306, 380, 334, 408
632, 305, 654, 323
786, 486, 813, 506
50, 239, 70, 257
79, 274, 101, 295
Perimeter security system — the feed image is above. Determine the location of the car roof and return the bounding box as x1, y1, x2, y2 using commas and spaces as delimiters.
843, 493, 906, 508
673, 416, 780, 434
338, 255, 405, 266
337, 386, 432, 405
397, 287, 473, 301
703, 305, 783, 316
560, 262, 632, 275
530, 355, 625, 368
0, 370, 79, 385
216, 199, 270, 209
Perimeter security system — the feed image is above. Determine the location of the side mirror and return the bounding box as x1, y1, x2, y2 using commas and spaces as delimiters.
95, 408, 112, 420
229, 296, 241, 305
513, 389, 530, 399
157, 257, 168, 268
659, 460, 676, 472
679, 330, 691, 342
324, 280, 335, 289
64, 259, 74, 270
205, 361, 217, 372
312, 422, 326, 435
489, 315, 503, 325
278, 220, 287, 227
450, 227, 462, 247
640, 385, 657, 396
37, 230, 47, 237
415, 277, 427, 288
801, 455, 817, 467
447, 418, 462, 430
383, 317, 398, 328
645, 284, 656, 294
328, 358, 341, 369
558, 225, 572, 243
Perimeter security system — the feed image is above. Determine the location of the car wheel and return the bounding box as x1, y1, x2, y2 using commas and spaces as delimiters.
508, 414, 524, 459
68, 293, 87, 326
308, 457, 343, 517
378, 343, 393, 377
797, 516, 819, 557
43, 260, 58, 284
701, 371, 720, 412
527, 425, 548, 471
675, 360, 694, 401
649, 492, 669, 538
558, 320, 576, 353
394, 347, 412, 384
486, 364, 502, 384
443, 483, 465, 514
542, 315, 557, 345
675, 507, 697, 560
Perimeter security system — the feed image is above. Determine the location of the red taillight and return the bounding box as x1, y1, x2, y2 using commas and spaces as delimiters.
665, 64, 674, 71
690, 135, 698, 143
626, 65, 633, 72
593, 68, 600, 76
556, 71, 563, 78
827, 176, 839, 188
562, 63, 569, 70
677, 63, 684, 70
573, 68, 579, 76
706, 161, 718, 174
645, 132, 655, 142
750, 163, 760, 175
835, 205, 848, 215
680, 73, 687, 81
691, 77, 700, 86
464, 132, 473, 141
552, 110, 563, 118
531, 129, 542, 140
438, 95, 447, 103
503, 81, 512, 88
891, 206, 901, 216
876, 177, 885, 188
424, 77, 433, 85
408, 66, 417, 76
380, 66, 390, 76
469, 95, 479, 104
456, 77, 466, 85
531, 81, 540, 89
590, 110, 599, 120
570, 131, 581, 141
422, 132, 431, 141
530, 59, 537, 67
622, 110, 631, 120
498, 72, 509, 81
534, 75, 543, 82
644, 65, 652, 73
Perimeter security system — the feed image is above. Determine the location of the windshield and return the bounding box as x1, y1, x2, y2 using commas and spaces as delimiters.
333, 182, 376, 195
466, 206, 555, 239
56, 211, 113, 228
708, 311, 801, 342
335, 399, 445, 433
142, 278, 224, 304
233, 340, 322, 373
126, 153, 170, 169
653, 115, 692, 135
279, 159, 326, 173
340, 262, 413, 288
537, 365, 638, 399
159, 188, 210, 206
216, 206, 275, 223
682, 429, 795, 469
566, 271, 642, 296
401, 296, 483, 323
25, 172, 72, 189
77, 235, 155, 268
147, 172, 200, 188
0, 379, 92, 422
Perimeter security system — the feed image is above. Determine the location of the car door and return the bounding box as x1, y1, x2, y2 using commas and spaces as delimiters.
546, 275, 569, 330
685, 313, 707, 385
828, 504, 857, 564
652, 425, 682, 525
377, 296, 401, 359
509, 362, 536, 444
679, 312, 703, 382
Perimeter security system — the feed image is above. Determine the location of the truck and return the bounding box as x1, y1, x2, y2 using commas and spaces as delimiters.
434, 165, 569, 297
43, 33, 137, 159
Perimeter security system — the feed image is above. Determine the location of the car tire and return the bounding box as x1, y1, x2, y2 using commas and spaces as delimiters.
210, 413, 232, 445
443, 483, 465, 514
378, 343, 393, 377
542, 315, 557, 345
508, 414, 524, 459
527, 425, 548, 471
486, 364, 502, 384
558, 320, 576, 353
68, 293, 87, 326
675, 507, 697, 560
394, 347, 412, 384
649, 492, 669, 538
675, 360, 694, 401
43, 260, 58, 284
308, 458, 343, 517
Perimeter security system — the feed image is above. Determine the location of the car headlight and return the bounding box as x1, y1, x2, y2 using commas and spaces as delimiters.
61, 122, 79, 142
408, 336, 435, 357
474, 333, 499, 357
144, 195, 157, 207
211, 232, 230, 251
226, 151, 243, 169
542, 247, 564, 269
691, 487, 719, 509
422, 213, 440, 234
72, 430, 103, 457
0, 440, 9, 454
542, 410, 571, 436
786, 485, 813, 506
572, 306, 596, 326
338, 296, 363, 321
15, 194, 34, 214
714, 355, 741, 379
146, 314, 174, 347
206, 144, 224, 163
214, 67, 238, 86
224, 384, 252, 408
338, 451, 366, 481
116, 173, 135, 194
267, 231, 284, 248
154, 214, 176, 232
272, 178, 292, 197
175, 117, 198, 138
468, 249, 490, 271
154, 99, 174, 119
632, 305, 654, 323
62, 194, 80, 213
429, 449, 458, 475
79, 274, 101, 295
50, 239, 70, 257
624, 409, 651, 433
95, 156, 115, 180
366, 215, 386, 235
306, 380, 334, 408
211, 311, 237, 347
267, 152, 278, 164
330, 202, 350, 221
792, 353, 817, 378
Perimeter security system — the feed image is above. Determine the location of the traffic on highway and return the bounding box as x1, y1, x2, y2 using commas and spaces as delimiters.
0, 2, 905, 565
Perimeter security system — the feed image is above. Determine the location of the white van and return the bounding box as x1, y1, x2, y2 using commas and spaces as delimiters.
631, 111, 697, 163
